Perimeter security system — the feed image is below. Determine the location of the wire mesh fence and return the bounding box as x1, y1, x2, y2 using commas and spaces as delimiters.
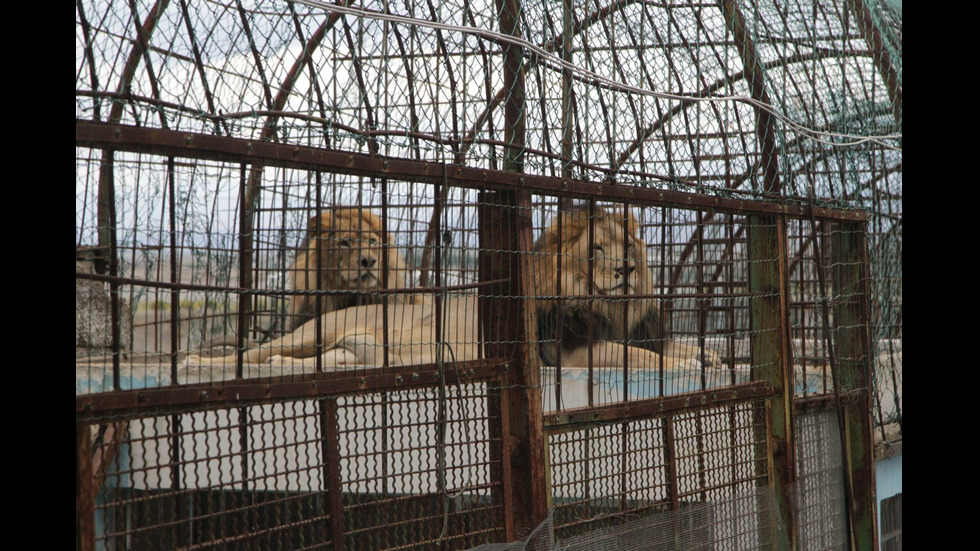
78, 0, 899, 549
79, 369, 509, 550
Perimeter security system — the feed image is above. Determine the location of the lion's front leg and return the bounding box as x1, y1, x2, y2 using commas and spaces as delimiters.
561, 341, 693, 370
269, 347, 363, 370
661, 341, 722, 368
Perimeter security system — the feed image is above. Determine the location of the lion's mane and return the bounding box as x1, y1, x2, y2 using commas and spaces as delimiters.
532, 207, 664, 365
287, 207, 410, 331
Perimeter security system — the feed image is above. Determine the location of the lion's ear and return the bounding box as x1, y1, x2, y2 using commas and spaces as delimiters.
306, 212, 334, 235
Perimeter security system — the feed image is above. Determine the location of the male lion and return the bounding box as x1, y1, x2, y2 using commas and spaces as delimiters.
532, 206, 717, 369
286, 207, 411, 331
186, 207, 715, 370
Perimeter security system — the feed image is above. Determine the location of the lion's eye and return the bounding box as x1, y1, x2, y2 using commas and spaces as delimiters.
592, 244, 604, 252
368, 237, 379, 244
337, 239, 351, 248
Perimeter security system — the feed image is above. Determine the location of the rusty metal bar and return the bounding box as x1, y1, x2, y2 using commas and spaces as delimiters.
747, 211, 796, 544
76, 122, 870, 222
664, 417, 679, 511
76, 0, 101, 122
77, 359, 508, 417
544, 381, 775, 430
587, 200, 595, 407
94, 0, 170, 293
720, 0, 782, 195
98, 149, 121, 390
845, 0, 902, 133
76, 270, 508, 297
76, 422, 95, 551
167, 157, 180, 377
170, 411, 187, 547
236, 163, 249, 378
177, 0, 224, 134
488, 380, 514, 540
478, 188, 547, 537
832, 221, 878, 551
321, 397, 346, 550
90, 423, 126, 497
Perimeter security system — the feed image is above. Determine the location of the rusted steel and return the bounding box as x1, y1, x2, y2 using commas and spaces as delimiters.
90, 422, 127, 500
177, 0, 224, 134
76, 0, 101, 122
832, 221, 878, 551
845, 0, 902, 133
167, 157, 180, 377
321, 398, 346, 550
456, 0, 634, 165
76, 359, 508, 418
478, 188, 548, 538
171, 411, 187, 547
76, 121, 870, 222
747, 212, 797, 543
236, 164, 249, 377
99, 150, 121, 390
75, 269, 507, 297
792, 389, 866, 413
95, 0, 170, 305
587, 200, 595, 407
544, 381, 775, 430
76, 422, 95, 551
720, 0, 782, 195
663, 417, 679, 510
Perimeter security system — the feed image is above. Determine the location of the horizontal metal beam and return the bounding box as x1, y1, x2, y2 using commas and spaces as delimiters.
76, 121, 869, 222
76, 359, 509, 418
543, 381, 776, 430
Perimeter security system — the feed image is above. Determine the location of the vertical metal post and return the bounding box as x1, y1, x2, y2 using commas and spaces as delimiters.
560, 0, 574, 189
479, 191, 547, 539
320, 398, 346, 550
486, 0, 548, 538
722, 1, 796, 545
832, 222, 878, 551
237, 163, 253, 377
76, 422, 95, 551
747, 213, 796, 546
167, 157, 180, 377
97, 149, 122, 389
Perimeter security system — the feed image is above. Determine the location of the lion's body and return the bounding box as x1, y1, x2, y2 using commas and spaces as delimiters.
188, 207, 714, 370
199, 296, 480, 369
530, 207, 712, 370
287, 208, 411, 331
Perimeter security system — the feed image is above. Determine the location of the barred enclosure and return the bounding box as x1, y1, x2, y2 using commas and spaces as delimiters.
77, 0, 900, 549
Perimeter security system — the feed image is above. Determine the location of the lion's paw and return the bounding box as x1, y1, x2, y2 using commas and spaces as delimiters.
702, 348, 723, 369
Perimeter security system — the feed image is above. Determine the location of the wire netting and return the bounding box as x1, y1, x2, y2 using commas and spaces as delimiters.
78, 0, 900, 548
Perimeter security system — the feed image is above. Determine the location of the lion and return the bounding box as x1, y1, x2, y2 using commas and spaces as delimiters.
286, 207, 411, 331
185, 207, 716, 370
531, 206, 717, 370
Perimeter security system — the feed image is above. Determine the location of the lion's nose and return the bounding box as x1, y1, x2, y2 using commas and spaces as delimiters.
360, 257, 377, 268
615, 265, 636, 278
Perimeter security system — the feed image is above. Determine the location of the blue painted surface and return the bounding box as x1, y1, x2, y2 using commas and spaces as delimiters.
76, 371, 168, 394
876, 453, 902, 540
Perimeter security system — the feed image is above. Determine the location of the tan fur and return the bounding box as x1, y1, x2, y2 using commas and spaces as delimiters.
186, 207, 715, 370
287, 208, 410, 331
531, 207, 718, 369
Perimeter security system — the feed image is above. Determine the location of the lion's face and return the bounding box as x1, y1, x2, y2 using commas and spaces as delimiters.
563, 216, 645, 296
536, 209, 652, 300
308, 213, 388, 290
532, 208, 657, 364
288, 208, 410, 330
